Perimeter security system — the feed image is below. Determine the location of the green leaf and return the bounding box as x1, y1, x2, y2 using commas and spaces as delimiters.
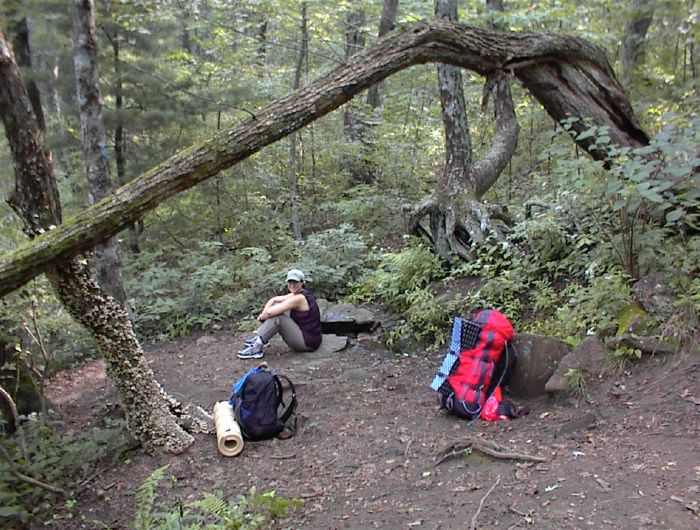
665, 209, 685, 223
0, 505, 26, 517
637, 187, 665, 203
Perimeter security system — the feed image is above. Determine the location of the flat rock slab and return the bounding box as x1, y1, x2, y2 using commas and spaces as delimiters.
317, 300, 377, 333
268, 333, 348, 357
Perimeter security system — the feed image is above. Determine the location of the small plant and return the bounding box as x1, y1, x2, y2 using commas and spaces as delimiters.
131, 468, 302, 530
607, 345, 643, 371
0, 419, 135, 526
564, 368, 587, 398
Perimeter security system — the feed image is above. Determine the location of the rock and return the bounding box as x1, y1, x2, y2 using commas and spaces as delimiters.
632, 272, 676, 318
508, 333, 571, 398
318, 300, 377, 334
317, 334, 349, 354
268, 333, 348, 357
196, 335, 218, 346
610, 334, 680, 356
545, 335, 608, 393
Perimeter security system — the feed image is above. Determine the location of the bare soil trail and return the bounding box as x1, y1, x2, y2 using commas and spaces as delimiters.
46, 325, 700, 529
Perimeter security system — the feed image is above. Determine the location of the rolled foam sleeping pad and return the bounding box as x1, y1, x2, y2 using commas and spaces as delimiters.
213, 401, 244, 457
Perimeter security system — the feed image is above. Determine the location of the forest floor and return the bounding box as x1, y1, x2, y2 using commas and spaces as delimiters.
44, 319, 699, 530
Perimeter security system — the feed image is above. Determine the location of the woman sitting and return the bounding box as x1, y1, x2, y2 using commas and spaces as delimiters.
237, 269, 322, 359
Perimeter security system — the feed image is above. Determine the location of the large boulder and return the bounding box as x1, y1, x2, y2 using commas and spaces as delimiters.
508, 333, 571, 398
544, 335, 608, 393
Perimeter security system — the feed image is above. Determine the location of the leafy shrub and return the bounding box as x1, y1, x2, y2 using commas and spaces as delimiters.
292, 224, 369, 299
123, 242, 242, 339
132, 466, 302, 529
349, 241, 451, 347
0, 420, 134, 526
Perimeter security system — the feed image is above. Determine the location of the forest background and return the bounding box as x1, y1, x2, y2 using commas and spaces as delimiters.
0, 0, 698, 526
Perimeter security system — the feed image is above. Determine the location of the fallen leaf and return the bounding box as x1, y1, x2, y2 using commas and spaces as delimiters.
544, 483, 559, 492
539, 412, 551, 419
406, 520, 422, 527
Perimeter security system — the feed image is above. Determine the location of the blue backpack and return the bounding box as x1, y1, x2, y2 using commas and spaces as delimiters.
229, 366, 297, 441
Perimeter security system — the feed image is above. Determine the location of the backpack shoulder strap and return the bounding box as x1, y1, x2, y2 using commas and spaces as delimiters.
274, 374, 298, 426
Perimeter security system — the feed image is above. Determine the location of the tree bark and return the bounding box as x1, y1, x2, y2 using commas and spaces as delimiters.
366, 0, 398, 109
413, 0, 518, 260
0, 23, 197, 454
70, 0, 129, 310
7, 14, 46, 132
0, 19, 648, 296
621, 0, 655, 87
288, 1, 308, 241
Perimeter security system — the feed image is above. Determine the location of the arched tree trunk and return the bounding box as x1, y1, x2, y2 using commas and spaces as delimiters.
0, 22, 204, 454
0, 19, 649, 297
408, 0, 518, 260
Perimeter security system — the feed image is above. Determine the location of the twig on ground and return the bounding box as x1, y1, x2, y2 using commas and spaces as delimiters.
404, 438, 413, 458
270, 453, 296, 460
470, 474, 501, 530
435, 436, 547, 467
300, 491, 324, 499
0, 443, 67, 495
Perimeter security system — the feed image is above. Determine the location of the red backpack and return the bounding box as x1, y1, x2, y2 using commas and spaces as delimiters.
431, 310, 518, 420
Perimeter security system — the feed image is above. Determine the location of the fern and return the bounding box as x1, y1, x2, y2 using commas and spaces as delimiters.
133, 465, 170, 530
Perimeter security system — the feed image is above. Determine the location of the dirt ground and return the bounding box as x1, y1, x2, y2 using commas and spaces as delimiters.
45, 324, 699, 529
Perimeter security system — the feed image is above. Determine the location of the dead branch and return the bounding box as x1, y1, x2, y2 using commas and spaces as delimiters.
0, 443, 67, 495
435, 436, 547, 467
0, 385, 27, 459
470, 474, 501, 530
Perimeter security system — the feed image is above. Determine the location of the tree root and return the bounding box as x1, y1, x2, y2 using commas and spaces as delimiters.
435, 436, 547, 467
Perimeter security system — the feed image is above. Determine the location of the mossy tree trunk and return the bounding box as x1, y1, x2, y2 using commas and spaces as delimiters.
1, 19, 648, 296
0, 21, 195, 454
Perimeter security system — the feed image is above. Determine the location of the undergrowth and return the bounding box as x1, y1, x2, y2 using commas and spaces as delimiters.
131, 465, 302, 530
0, 419, 135, 527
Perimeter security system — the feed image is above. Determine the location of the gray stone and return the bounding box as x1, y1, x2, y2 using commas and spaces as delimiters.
545, 335, 608, 393
632, 272, 675, 318
268, 333, 348, 356
508, 333, 571, 398
196, 335, 218, 346
318, 300, 377, 333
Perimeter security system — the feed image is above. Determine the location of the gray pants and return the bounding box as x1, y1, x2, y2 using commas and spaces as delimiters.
257, 315, 313, 352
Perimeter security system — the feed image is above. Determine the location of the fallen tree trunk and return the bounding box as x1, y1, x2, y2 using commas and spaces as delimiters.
0, 19, 648, 297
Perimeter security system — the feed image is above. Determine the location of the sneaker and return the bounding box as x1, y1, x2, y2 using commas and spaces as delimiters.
237, 337, 265, 359
244, 337, 270, 348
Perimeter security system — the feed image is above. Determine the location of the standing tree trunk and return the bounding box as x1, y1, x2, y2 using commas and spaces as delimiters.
0, 22, 200, 454
103, 21, 144, 254
366, 0, 398, 110
7, 14, 45, 133
621, 0, 655, 88
408, 0, 519, 260
342, 3, 376, 185
70, 0, 129, 311
288, 1, 308, 241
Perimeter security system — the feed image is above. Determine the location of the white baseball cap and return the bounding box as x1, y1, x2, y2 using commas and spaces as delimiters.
285, 269, 305, 282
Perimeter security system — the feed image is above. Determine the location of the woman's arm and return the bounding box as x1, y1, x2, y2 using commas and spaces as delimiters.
258, 293, 306, 321
262, 294, 288, 311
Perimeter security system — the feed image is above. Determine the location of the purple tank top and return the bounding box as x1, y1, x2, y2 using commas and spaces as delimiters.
290, 290, 322, 350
